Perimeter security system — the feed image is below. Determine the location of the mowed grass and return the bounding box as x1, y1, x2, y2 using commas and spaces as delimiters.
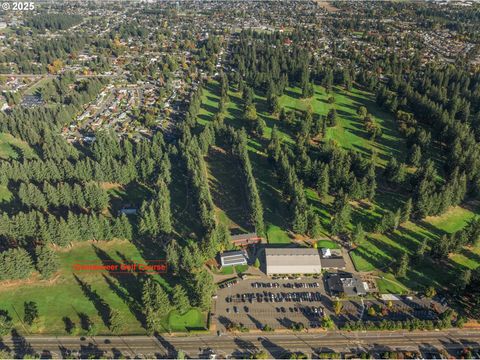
219, 266, 235, 275
196, 81, 407, 244
206, 146, 251, 232
266, 224, 291, 244
0, 240, 198, 335
197, 82, 293, 244
106, 182, 152, 208
0, 133, 37, 160
316, 240, 340, 249
376, 275, 409, 295
165, 308, 206, 332
351, 203, 480, 291
235, 264, 249, 274
24, 76, 52, 96
322, 87, 407, 166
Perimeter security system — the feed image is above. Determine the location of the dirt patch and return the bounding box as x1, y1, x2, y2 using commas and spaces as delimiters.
211, 145, 227, 155
52, 238, 130, 253
99, 182, 122, 191
0, 272, 61, 290
315, 0, 339, 12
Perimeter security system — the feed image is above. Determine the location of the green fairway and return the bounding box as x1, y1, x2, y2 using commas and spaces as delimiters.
266, 224, 291, 244
0, 132, 37, 160
196, 80, 408, 245
206, 146, 251, 232
166, 308, 206, 332
0, 240, 173, 335
316, 240, 340, 249
351, 203, 480, 290
322, 87, 407, 166
376, 274, 409, 295
169, 155, 205, 241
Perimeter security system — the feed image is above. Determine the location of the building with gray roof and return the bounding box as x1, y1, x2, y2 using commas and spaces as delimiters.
265, 248, 322, 275
220, 250, 247, 267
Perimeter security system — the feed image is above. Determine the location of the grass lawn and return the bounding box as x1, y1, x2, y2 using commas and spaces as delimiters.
266, 224, 291, 244
219, 266, 234, 275
0, 185, 12, 203
206, 146, 251, 232
0, 240, 170, 335
0, 132, 37, 160
197, 81, 293, 244
106, 182, 152, 208
316, 240, 340, 249
323, 86, 407, 166
166, 308, 206, 332
235, 264, 249, 274
376, 274, 409, 295
24, 77, 52, 96
351, 203, 480, 291
196, 80, 409, 246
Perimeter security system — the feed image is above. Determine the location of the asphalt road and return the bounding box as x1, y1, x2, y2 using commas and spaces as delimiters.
1, 330, 480, 358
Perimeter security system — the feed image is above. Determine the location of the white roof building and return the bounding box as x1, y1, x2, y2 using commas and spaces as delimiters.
265, 248, 322, 275
220, 251, 247, 268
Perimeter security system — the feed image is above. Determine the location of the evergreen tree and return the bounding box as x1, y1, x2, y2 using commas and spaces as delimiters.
316, 164, 330, 198
401, 198, 413, 223
458, 269, 472, 292
409, 145, 422, 167
331, 194, 351, 236
352, 223, 365, 245
192, 270, 215, 311
307, 207, 322, 239
109, 309, 124, 334
327, 108, 337, 127
142, 278, 171, 333
366, 163, 377, 201
415, 237, 429, 260
35, 245, 59, 279
156, 180, 173, 234
395, 252, 409, 278
0, 310, 13, 336
24, 301, 39, 326
0, 248, 35, 281
172, 284, 190, 314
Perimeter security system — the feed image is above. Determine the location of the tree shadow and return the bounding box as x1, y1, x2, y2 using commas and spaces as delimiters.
62, 316, 75, 334
74, 274, 112, 328
111, 347, 124, 359
259, 338, 289, 358
0, 338, 11, 356
246, 314, 264, 330
233, 338, 257, 356
79, 342, 105, 359
11, 329, 35, 359
153, 333, 177, 358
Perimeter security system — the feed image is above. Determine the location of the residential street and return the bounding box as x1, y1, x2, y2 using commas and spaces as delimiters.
1, 329, 480, 358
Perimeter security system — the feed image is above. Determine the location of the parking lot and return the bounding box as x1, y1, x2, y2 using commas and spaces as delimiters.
214, 277, 340, 331
214, 276, 447, 332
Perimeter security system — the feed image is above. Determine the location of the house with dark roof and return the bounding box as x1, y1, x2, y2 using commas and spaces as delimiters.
326, 272, 368, 297
320, 248, 346, 270
230, 232, 263, 246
